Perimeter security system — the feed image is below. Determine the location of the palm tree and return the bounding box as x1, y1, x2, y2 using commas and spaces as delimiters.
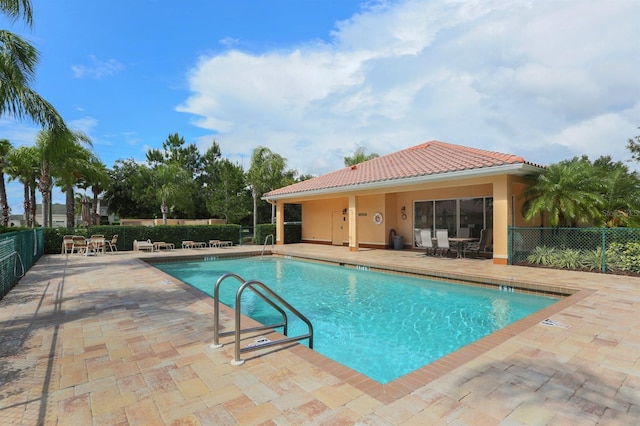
6, 145, 38, 226
247, 146, 288, 230
85, 159, 110, 225
35, 129, 91, 227
0, 0, 66, 130
522, 157, 604, 227
54, 141, 95, 230
593, 156, 640, 227
0, 138, 12, 226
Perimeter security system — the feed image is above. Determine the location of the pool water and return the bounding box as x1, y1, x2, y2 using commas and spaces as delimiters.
154, 257, 557, 383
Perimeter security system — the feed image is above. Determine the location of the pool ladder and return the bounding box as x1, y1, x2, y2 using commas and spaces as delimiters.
261, 234, 274, 259
211, 273, 314, 365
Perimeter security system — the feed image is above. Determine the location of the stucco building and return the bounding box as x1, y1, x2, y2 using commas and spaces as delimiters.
264, 141, 545, 264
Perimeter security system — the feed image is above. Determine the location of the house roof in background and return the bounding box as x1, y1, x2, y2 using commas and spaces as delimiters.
264, 140, 545, 199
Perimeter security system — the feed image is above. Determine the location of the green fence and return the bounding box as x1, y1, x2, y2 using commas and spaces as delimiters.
509, 227, 640, 274
0, 229, 44, 300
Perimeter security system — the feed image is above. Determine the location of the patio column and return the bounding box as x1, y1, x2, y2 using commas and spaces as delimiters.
493, 175, 512, 265
348, 195, 358, 251
275, 201, 285, 245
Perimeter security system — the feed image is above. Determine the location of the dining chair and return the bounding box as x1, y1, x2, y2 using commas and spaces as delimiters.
89, 235, 106, 255
61, 235, 75, 254
435, 229, 450, 256
417, 229, 435, 255
105, 235, 118, 253
71, 236, 88, 254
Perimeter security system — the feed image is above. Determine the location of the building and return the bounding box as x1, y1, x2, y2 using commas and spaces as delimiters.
263, 141, 545, 265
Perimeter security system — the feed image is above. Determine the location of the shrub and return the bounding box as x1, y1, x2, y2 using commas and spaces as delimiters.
580, 247, 603, 271
552, 248, 582, 270
526, 246, 557, 266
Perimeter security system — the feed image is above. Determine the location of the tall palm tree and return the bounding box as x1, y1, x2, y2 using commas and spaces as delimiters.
85, 159, 109, 225
54, 141, 95, 230
0, 0, 66, 130
35, 129, 91, 227
0, 138, 12, 226
6, 145, 38, 226
247, 146, 288, 229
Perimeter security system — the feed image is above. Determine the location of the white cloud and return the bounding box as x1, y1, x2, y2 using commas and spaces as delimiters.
68, 116, 98, 134
71, 55, 125, 79
178, 0, 640, 175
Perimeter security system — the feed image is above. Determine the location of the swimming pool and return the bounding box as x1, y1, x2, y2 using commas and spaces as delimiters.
154, 256, 558, 383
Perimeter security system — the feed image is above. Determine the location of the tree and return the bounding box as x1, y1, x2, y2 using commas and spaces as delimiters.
344, 147, 379, 166
86, 159, 110, 225
592, 156, 640, 227
247, 146, 288, 229
626, 128, 640, 162
0, 0, 66, 130
53, 141, 96, 230
150, 162, 193, 224
204, 158, 250, 224
35, 128, 91, 227
103, 159, 155, 218
146, 133, 203, 219
0, 138, 12, 226
6, 145, 38, 226
522, 156, 603, 227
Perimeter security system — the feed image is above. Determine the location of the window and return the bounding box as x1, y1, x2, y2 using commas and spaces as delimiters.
414, 197, 493, 238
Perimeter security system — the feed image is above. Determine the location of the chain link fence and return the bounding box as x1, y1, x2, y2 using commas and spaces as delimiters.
0, 229, 44, 300
509, 227, 640, 274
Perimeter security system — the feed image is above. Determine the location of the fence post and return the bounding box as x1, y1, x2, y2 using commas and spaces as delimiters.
601, 228, 607, 273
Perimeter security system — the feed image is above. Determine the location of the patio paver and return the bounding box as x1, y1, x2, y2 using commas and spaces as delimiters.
0, 244, 638, 424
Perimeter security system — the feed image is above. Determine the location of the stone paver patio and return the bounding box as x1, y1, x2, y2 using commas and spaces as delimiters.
0, 244, 638, 425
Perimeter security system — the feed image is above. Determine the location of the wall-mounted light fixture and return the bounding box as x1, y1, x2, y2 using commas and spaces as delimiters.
342, 208, 348, 215
400, 206, 407, 220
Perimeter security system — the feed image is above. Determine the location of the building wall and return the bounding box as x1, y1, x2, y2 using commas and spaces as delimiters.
293, 173, 533, 262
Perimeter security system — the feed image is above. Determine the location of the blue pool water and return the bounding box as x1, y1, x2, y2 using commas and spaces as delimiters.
154, 257, 557, 383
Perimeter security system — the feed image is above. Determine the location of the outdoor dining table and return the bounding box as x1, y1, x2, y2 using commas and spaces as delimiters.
448, 237, 478, 258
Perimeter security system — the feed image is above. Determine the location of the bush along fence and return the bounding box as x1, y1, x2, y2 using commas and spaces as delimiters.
0, 228, 44, 300
509, 227, 640, 275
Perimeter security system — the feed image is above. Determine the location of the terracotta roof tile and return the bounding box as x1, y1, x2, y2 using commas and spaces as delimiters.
265, 140, 543, 198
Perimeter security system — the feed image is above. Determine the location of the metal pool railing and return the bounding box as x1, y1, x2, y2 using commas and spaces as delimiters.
210, 272, 314, 366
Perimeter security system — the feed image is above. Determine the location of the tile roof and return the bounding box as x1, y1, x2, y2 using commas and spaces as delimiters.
265, 140, 544, 198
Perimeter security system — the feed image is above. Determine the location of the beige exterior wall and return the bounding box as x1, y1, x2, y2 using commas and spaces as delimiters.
280, 173, 534, 264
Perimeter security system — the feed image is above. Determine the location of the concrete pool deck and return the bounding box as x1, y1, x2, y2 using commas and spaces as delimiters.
0, 243, 638, 424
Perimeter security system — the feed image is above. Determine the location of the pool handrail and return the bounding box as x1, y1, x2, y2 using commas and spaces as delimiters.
232, 279, 314, 365
261, 234, 274, 259
212, 273, 289, 347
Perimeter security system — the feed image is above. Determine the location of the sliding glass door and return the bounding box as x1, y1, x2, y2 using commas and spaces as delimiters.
413, 197, 493, 238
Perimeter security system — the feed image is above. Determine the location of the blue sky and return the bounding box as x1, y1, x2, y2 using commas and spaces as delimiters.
1, 0, 639, 213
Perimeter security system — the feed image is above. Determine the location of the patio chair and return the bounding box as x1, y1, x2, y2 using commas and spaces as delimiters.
89, 235, 106, 255
465, 229, 493, 256
435, 229, 451, 256
415, 229, 435, 255
133, 239, 155, 252
105, 235, 118, 253
71, 236, 88, 254
61, 235, 75, 254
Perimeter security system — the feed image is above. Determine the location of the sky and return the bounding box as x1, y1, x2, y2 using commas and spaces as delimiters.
1, 0, 639, 214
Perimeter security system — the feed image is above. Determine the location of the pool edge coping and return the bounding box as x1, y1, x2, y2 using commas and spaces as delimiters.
141, 252, 590, 403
